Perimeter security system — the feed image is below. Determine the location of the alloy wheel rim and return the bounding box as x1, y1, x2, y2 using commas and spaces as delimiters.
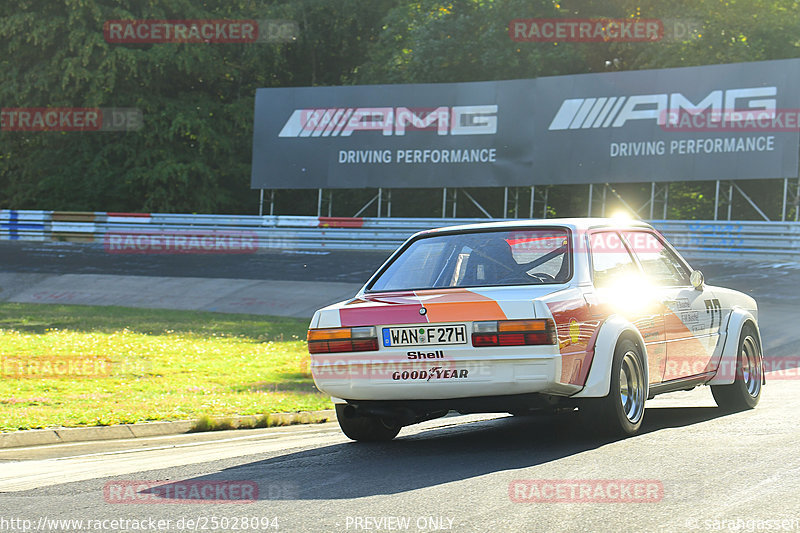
619, 350, 645, 424
741, 336, 761, 398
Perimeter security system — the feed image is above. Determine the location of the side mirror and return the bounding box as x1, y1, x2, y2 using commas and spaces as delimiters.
690, 270, 704, 290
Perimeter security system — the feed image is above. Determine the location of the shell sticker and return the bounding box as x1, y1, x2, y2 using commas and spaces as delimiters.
569, 318, 581, 344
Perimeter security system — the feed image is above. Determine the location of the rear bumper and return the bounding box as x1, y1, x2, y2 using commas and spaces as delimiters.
311, 350, 581, 401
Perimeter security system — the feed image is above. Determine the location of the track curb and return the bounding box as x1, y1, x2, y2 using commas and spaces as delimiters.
0, 409, 335, 449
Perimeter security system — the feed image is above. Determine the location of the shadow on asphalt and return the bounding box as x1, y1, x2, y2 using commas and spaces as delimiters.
163, 405, 741, 501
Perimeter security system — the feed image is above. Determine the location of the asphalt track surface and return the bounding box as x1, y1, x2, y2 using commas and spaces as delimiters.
0, 241, 389, 283
1, 240, 800, 532
0, 241, 386, 317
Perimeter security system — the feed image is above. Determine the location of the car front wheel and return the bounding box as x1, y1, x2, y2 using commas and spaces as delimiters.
711, 325, 762, 411
582, 338, 647, 437
335, 404, 402, 442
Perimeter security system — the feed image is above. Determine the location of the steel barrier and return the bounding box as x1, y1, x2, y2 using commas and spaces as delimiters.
2, 209, 799, 259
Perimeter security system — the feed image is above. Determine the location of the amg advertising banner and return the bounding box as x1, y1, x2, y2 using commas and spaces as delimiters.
250, 80, 535, 189
536, 58, 800, 184
250, 59, 800, 189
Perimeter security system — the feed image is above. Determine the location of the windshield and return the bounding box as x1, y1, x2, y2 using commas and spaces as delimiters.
367, 228, 571, 292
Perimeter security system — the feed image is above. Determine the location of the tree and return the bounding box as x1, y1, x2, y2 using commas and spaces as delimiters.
0, 0, 400, 213
1, 0, 798, 217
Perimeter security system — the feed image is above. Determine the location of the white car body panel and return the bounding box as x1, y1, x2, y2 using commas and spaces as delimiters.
571, 315, 650, 398
307, 218, 761, 406
706, 286, 761, 385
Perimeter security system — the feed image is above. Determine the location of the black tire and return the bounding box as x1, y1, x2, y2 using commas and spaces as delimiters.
711, 325, 762, 411
335, 404, 402, 442
581, 338, 647, 437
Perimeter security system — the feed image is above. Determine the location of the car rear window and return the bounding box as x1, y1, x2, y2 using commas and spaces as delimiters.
367, 228, 571, 292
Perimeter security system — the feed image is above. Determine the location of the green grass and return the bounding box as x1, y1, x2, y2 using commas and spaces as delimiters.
0, 303, 332, 432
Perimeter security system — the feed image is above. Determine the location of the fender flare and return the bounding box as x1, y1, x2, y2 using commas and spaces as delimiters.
572, 315, 649, 398
707, 308, 763, 386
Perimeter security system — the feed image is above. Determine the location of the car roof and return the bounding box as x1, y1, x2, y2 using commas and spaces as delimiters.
419, 217, 654, 235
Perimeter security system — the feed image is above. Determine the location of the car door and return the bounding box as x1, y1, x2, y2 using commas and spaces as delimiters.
621, 230, 719, 381
588, 230, 667, 385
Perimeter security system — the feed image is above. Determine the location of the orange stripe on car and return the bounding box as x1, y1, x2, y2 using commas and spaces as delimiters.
418, 289, 507, 322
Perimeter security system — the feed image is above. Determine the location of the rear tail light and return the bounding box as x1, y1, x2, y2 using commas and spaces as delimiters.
472, 319, 557, 347
307, 326, 378, 354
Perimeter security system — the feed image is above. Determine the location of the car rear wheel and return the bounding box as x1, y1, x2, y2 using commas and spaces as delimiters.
335, 404, 402, 442
711, 325, 762, 411
582, 338, 646, 437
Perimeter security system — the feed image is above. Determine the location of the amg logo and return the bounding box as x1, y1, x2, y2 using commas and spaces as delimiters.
548, 87, 776, 130
278, 106, 497, 137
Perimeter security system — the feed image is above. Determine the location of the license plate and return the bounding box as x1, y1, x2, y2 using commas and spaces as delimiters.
382, 325, 468, 347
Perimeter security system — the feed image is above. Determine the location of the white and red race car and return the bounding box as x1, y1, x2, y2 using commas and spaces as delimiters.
308, 218, 763, 441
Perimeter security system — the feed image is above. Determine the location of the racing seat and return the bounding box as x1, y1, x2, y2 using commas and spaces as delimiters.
462, 238, 520, 285
553, 251, 571, 282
